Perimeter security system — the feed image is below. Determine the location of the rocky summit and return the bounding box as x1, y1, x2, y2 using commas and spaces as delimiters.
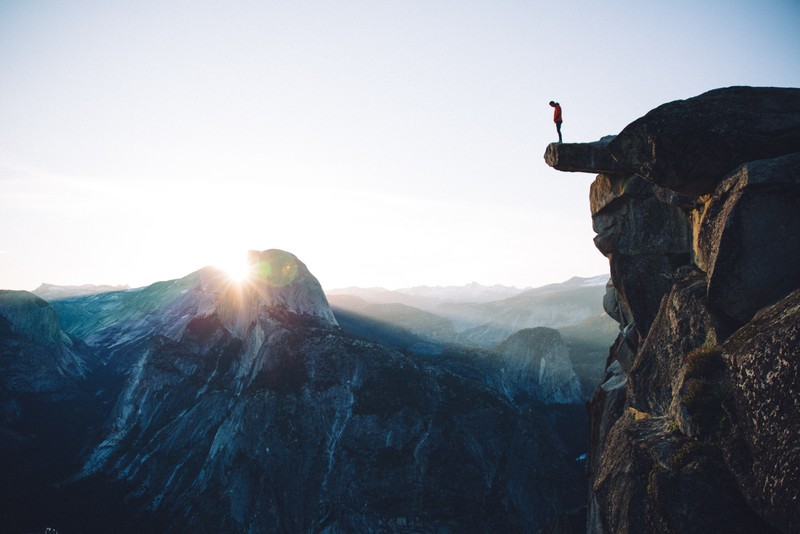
545, 86, 800, 533
1, 249, 587, 533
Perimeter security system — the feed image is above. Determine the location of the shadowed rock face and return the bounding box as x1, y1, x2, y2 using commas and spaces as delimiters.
590, 174, 692, 258
607, 86, 800, 196
0, 290, 89, 394
721, 289, 800, 532
545, 86, 800, 533
79, 311, 582, 532
0, 291, 101, 533
494, 327, 582, 404
698, 153, 800, 328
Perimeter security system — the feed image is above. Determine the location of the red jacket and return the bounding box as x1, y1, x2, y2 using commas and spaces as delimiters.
553, 104, 562, 123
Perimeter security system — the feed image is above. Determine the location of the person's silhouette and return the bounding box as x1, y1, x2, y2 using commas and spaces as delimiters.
549, 101, 563, 142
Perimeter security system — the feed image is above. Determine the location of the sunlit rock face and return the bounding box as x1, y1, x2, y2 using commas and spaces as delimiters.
546, 86, 800, 533
52, 249, 336, 367
242, 249, 338, 327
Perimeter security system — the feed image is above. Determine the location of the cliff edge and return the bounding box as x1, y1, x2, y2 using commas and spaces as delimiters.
545, 86, 800, 533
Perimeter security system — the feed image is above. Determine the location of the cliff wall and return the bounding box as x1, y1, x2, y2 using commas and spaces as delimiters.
545, 86, 800, 533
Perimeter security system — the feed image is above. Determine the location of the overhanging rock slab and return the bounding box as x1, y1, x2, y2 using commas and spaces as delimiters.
544, 135, 625, 174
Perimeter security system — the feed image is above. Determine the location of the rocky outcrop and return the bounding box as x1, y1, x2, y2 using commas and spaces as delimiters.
607, 86, 800, 196
545, 86, 800, 533
494, 327, 582, 404
244, 249, 338, 326
0, 290, 92, 453
545, 136, 624, 174
0, 290, 90, 395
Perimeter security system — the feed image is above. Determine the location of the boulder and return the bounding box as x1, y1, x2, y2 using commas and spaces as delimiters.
607, 86, 800, 196
698, 152, 800, 328
544, 136, 625, 174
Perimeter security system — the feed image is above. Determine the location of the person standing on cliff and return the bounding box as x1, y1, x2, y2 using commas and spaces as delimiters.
549, 101, 563, 142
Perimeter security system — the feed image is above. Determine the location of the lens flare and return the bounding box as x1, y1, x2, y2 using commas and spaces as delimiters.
251, 251, 298, 287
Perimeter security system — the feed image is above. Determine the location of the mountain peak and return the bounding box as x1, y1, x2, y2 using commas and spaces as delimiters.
207, 249, 338, 335
246, 249, 337, 323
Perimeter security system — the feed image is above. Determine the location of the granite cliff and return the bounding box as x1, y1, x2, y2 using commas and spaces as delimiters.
545, 86, 800, 533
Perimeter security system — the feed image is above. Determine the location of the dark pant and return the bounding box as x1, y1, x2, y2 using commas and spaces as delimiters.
555, 121, 562, 142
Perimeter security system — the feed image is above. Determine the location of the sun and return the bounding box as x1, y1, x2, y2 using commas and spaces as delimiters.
216, 253, 252, 283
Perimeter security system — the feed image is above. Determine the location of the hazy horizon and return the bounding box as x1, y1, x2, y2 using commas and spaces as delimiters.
29, 263, 610, 295
2, 1, 798, 291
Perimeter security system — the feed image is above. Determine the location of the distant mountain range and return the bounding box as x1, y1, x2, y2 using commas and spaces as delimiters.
328, 275, 610, 342
32, 283, 131, 300
328, 281, 530, 306
327, 275, 617, 394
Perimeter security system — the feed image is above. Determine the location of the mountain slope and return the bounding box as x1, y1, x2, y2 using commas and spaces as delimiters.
1, 250, 587, 533
329, 276, 614, 349
80, 309, 583, 532
330, 277, 617, 400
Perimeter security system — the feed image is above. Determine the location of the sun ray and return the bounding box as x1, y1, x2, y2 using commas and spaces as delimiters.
215, 252, 252, 284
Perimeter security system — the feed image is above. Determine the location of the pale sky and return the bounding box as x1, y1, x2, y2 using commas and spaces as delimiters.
1, 0, 799, 291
